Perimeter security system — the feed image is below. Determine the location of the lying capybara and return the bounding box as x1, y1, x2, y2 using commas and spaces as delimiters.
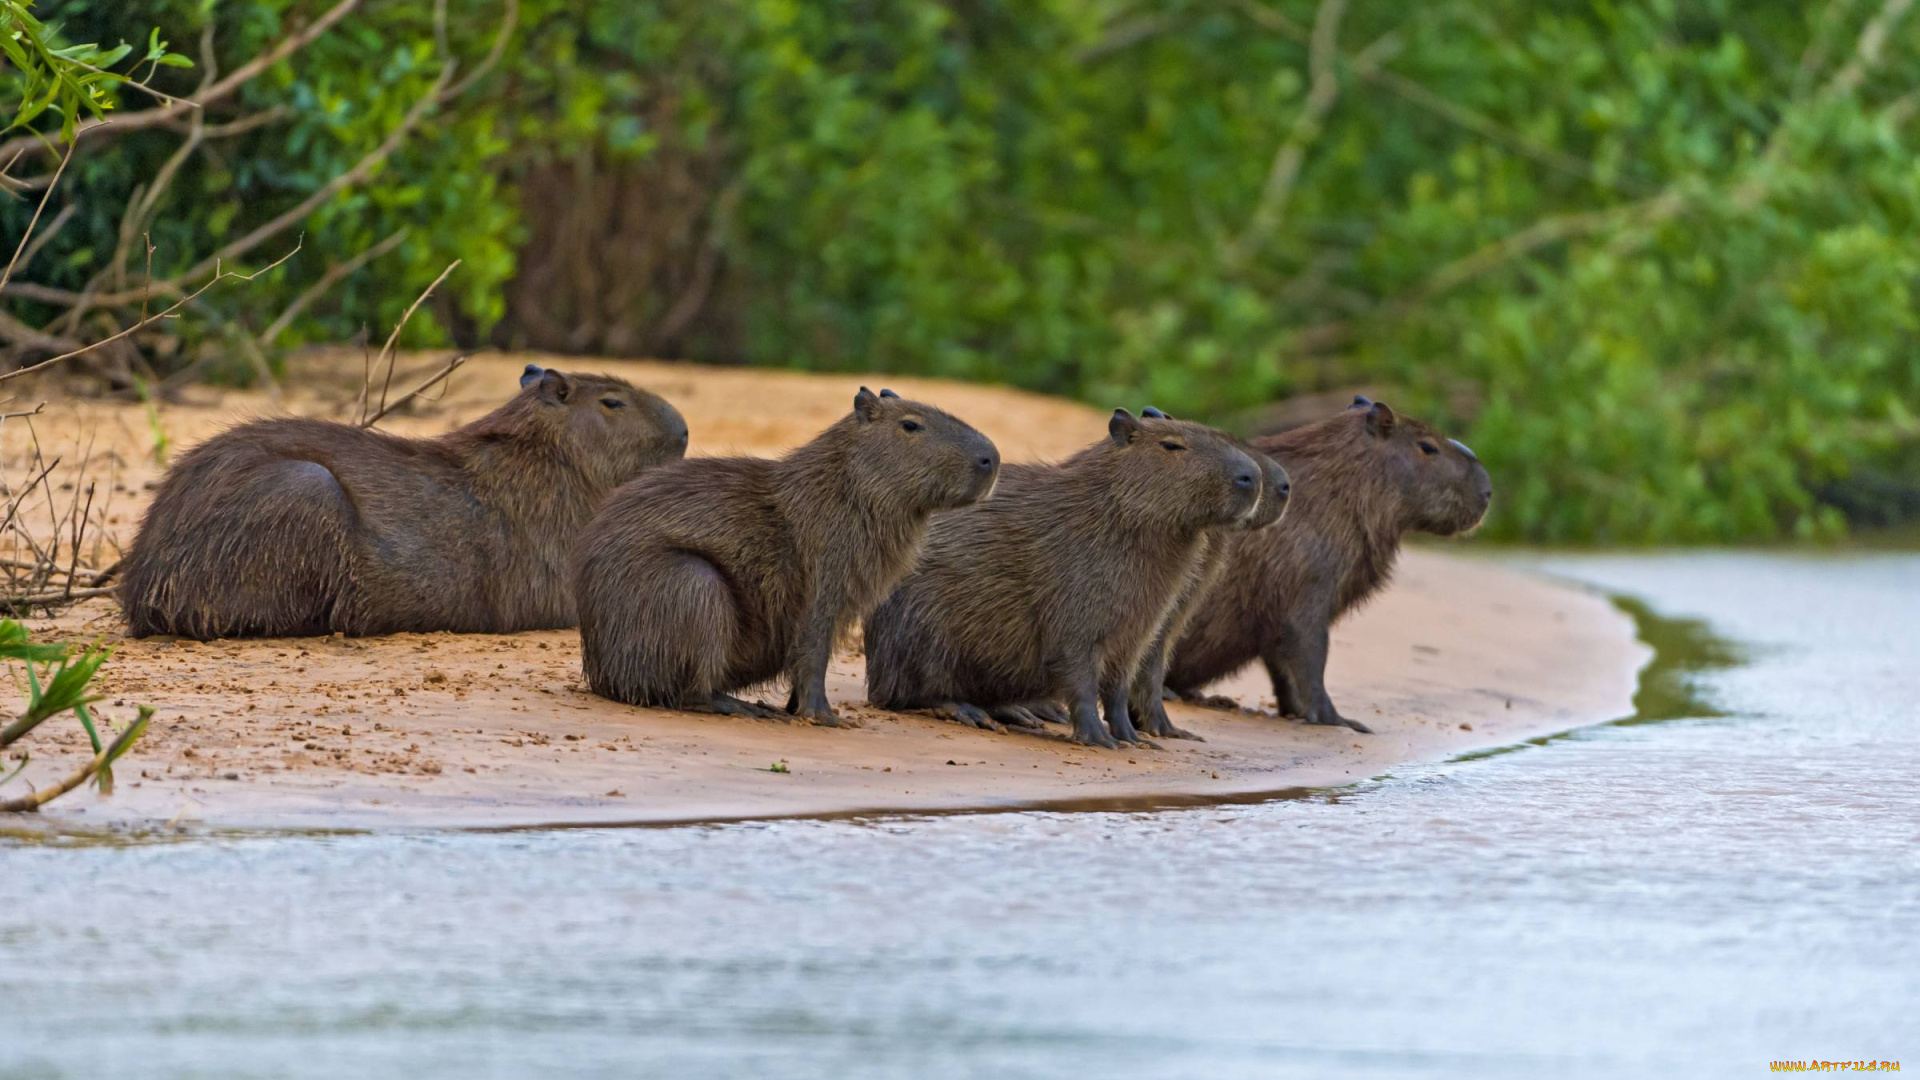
864, 409, 1263, 749
1126, 409, 1292, 741
1167, 396, 1492, 732
119, 364, 688, 639
575, 388, 998, 724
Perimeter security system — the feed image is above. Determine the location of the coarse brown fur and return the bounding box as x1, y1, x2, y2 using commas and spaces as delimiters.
864, 410, 1263, 749
119, 365, 687, 639
574, 388, 998, 724
1127, 431, 1291, 741
1166, 397, 1492, 732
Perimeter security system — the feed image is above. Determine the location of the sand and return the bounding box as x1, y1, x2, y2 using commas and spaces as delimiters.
0, 352, 1645, 830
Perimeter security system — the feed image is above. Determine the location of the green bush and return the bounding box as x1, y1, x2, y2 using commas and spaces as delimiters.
4, 0, 1917, 542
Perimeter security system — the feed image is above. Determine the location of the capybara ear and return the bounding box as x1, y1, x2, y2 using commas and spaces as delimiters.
1141, 406, 1166, 419
1109, 408, 1141, 446
879, 388, 900, 399
854, 387, 884, 423
535, 368, 573, 405
520, 363, 545, 388
1364, 401, 1396, 439
1350, 394, 1373, 409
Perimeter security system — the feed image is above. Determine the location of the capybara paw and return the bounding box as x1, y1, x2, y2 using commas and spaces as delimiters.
1025, 701, 1069, 726
796, 705, 853, 728
991, 705, 1047, 730
1302, 713, 1373, 734
1070, 722, 1119, 750
1191, 692, 1242, 712
1158, 723, 1207, 742
709, 693, 785, 720
934, 702, 1005, 733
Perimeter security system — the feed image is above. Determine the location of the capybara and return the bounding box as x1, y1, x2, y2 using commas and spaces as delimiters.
574, 387, 998, 724
1126, 409, 1292, 741
864, 409, 1263, 749
119, 364, 687, 639
1166, 396, 1492, 732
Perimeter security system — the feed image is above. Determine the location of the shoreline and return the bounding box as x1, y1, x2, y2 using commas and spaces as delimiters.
3, 354, 1647, 832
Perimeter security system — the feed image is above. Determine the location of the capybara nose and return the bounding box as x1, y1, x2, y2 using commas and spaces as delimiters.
977, 455, 994, 470
1277, 480, 1292, 498
1234, 472, 1257, 490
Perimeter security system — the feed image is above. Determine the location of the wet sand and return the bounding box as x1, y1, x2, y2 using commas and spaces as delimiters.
2, 352, 1644, 829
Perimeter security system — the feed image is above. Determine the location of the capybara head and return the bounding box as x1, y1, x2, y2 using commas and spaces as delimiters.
1143, 406, 1289, 531
844, 387, 1000, 512
1106, 408, 1262, 529
1346, 395, 1491, 534
517, 364, 689, 487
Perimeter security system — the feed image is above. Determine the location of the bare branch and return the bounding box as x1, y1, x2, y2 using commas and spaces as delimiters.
0, 139, 77, 296
445, 0, 520, 98
0, 241, 303, 385
258, 228, 409, 347
13, 204, 76, 279
182, 67, 452, 285
368, 260, 462, 422
363, 352, 466, 427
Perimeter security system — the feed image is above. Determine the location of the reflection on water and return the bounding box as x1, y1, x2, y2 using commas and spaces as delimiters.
2, 554, 1916, 1080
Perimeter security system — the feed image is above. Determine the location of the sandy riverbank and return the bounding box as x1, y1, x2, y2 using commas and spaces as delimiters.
2, 352, 1645, 830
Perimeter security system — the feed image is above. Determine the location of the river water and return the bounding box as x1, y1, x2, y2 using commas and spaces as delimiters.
2, 553, 1915, 1079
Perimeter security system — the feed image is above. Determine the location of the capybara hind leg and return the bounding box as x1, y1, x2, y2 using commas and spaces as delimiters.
1101, 680, 1159, 750
932, 702, 1005, 733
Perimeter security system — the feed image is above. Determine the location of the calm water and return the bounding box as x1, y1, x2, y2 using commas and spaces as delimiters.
3, 553, 1916, 1079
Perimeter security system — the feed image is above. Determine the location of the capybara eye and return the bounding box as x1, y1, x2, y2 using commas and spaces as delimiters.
600, 397, 627, 410
1418, 440, 1439, 455
900, 419, 922, 433
1159, 440, 1186, 452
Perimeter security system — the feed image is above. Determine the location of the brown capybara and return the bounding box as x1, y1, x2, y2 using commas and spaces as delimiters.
1124, 409, 1292, 741
1166, 396, 1492, 732
574, 387, 998, 724
864, 409, 1263, 749
119, 364, 688, 639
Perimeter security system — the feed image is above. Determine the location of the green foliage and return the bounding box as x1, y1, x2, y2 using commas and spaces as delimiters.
0, 0, 191, 141
5, 0, 1919, 542
0, 620, 144, 801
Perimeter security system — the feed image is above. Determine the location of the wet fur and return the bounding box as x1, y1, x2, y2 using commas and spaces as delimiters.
119, 368, 687, 639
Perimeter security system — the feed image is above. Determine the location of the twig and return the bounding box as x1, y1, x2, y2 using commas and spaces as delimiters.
370, 260, 461, 420
0, 139, 77, 296
445, 0, 520, 98
0, 241, 302, 385
179, 67, 450, 286
258, 228, 409, 347
0, 584, 118, 610
14, 204, 76, 278
363, 353, 466, 427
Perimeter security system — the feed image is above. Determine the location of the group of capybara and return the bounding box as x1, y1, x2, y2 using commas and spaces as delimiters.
118, 364, 1492, 748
